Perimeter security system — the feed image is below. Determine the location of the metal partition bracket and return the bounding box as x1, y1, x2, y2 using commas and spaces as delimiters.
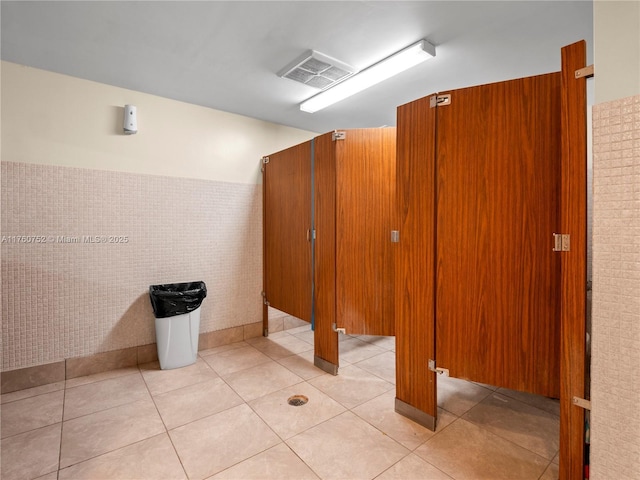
430, 94, 451, 108
428, 359, 449, 376
572, 396, 591, 410
332, 131, 346, 141
332, 323, 346, 335
575, 65, 594, 79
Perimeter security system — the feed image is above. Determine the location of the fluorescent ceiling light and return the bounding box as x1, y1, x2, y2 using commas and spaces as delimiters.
300, 39, 436, 113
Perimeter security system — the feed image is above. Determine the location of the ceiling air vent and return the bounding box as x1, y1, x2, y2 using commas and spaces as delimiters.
278, 50, 356, 90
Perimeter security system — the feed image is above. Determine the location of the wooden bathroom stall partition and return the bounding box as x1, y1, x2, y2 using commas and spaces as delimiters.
559, 40, 588, 480
435, 73, 562, 397
395, 41, 589, 480
395, 73, 562, 425
263, 128, 397, 374
333, 129, 397, 337
311, 132, 338, 372
394, 95, 438, 427
262, 141, 313, 325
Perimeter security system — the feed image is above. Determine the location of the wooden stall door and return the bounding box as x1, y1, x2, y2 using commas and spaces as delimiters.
336, 128, 396, 336
263, 141, 313, 326
435, 74, 562, 397
394, 96, 438, 428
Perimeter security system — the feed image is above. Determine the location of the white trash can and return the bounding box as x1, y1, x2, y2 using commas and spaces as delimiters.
149, 281, 207, 370
155, 307, 201, 370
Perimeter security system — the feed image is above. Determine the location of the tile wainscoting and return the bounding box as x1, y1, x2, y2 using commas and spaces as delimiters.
1, 162, 263, 375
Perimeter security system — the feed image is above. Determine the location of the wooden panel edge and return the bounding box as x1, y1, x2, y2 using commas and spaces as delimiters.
262, 157, 268, 336
560, 39, 588, 480
313, 132, 339, 369
394, 96, 438, 420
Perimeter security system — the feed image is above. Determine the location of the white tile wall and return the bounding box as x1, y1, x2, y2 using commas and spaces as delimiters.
591, 95, 640, 479
1, 162, 262, 371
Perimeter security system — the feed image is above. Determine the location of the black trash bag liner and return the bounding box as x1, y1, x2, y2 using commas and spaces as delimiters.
149, 281, 207, 318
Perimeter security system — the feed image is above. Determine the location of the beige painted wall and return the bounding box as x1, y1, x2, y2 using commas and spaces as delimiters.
594, 0, 640, 104
1, 61, 315, 184
1, 62, 316, 371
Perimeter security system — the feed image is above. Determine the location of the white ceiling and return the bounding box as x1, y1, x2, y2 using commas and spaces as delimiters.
1, 1, 593, 134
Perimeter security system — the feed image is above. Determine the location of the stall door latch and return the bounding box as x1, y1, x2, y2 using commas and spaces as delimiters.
428, 359, 449, 377
391, 230, 400, 243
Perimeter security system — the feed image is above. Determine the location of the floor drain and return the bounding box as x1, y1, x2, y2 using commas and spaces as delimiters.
288, 394, 308, 406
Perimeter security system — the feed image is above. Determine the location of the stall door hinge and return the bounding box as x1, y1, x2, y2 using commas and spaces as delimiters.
572, 396, 591, 410
428, 359, 449, 376
553, 233, 570, 252
430, 94, 451, 108
306, 229, 316, 242
391, 230, 400, 243
261, 156, 269, 172
332, 131, 346, 141
261, 291, 270, 306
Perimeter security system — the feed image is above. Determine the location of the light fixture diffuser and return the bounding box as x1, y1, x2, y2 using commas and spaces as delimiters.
300, 39, 435, 113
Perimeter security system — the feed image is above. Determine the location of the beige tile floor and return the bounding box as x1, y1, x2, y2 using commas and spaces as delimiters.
1, 325, 560, 480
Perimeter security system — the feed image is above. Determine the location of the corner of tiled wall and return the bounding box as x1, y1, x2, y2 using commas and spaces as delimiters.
591, 94, 640, 478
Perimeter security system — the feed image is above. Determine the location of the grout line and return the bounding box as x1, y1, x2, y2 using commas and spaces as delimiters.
139, 362, 190, 479
460, 395, 559, 462
63, 367, 141, 391
58, 432, 171, 476
0, 381, 66, 405
536, 458, 556, 480
457, 416, 555, 466
491, 388, 561, 418
60, 375, 150, 423
56, 383, 66, 478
